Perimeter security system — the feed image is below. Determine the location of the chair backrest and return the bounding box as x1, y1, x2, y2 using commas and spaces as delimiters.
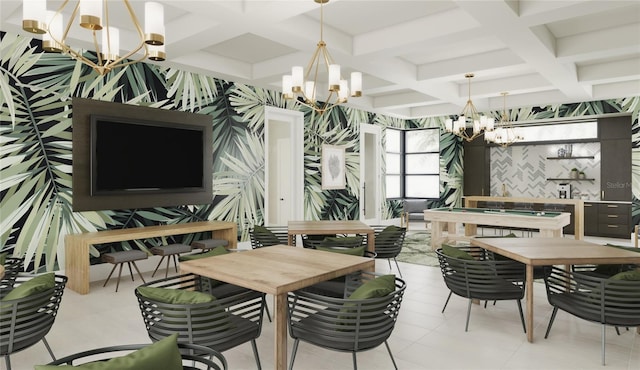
43, 342, 227, 370
545, 266, 640, 327
436, 247, 525, 300
0, 274, 67, 356
135, 273, 264, 352
0, 257, 24, 300
249, 225, 289, 248
371, 225, 406, 258
287, 272, 406, 352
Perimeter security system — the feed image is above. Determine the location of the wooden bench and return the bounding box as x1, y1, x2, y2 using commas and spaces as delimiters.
65, 221, 237, 294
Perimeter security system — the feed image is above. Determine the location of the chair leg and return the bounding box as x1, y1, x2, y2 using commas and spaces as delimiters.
352, 352, 358, 370
115, 263, 124, 292
130, 261, 146, 284
441, 291, 453, 313
384, 340, 399, 370
103, 263, 118, 287
5, 354, 11, 370
601, 325, 606, 366
251, 339, 262, 370
387, 259, 392, 270
172, 254, 179, 273
164, 254, 171, 279
544, 306, 559, 339
465, 299, 472, 331
516, 299, 526, 333
43, 337, 56, 360
151, 256, 166, 277
393, 258, 402, 278
289, 339, 300, 370
126, 261, 135, 281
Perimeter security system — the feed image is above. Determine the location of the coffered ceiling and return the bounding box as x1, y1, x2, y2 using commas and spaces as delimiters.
2, 0, 639, 119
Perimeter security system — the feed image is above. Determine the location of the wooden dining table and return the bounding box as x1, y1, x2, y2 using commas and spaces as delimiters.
179, 244, 374, 370
287, 220, 375, 252
470, 237, 640, 343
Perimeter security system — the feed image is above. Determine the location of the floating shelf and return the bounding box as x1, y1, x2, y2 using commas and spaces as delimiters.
546, 156, 595, 160
546, 178, 595, 181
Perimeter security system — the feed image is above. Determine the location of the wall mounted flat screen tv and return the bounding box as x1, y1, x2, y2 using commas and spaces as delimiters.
91, 116, 205, 195
72, 97, 213, 211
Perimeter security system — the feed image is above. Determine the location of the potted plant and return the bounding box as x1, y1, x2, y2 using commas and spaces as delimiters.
570, 168, 579, 179
579, 171, 586, 179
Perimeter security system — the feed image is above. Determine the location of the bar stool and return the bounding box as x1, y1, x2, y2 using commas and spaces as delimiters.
150, 243, 192, 278
102, 250, 148, 292
191, 239, 229, 252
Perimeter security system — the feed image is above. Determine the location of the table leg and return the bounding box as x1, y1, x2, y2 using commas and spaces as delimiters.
430, 221, 442, 250
274, 293, 287, 370
287, 234, 294, 246
526, 264, 534, 343
65, 236, 90, 295
540, 228, 561, 238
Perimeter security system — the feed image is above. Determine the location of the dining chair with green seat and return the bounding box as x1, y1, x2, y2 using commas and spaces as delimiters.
249, 225, 290, 248
436, 244, 527, 332
287, 272, 406, 370
37, 335, 228, 370
0, 273, 68, 370
543, 266, 640, 365
371, 225, 406, 277
135, 273, 266, 370
303, 236, 374, 298
179, 246, 272, 322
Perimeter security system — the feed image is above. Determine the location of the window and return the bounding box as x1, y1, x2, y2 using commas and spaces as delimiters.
385, 128, 439, 199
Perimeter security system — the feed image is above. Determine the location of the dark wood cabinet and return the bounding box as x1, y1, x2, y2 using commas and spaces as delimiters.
598, 116, 632, 201
463, 141, 490, 196
584, 202, 598, 236
597, 203, 631, 238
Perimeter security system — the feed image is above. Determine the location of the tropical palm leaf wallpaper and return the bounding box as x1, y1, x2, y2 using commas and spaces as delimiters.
1, 31, 639, 273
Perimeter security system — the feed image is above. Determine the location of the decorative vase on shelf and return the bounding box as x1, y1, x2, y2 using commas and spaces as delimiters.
570, 169, 579, 179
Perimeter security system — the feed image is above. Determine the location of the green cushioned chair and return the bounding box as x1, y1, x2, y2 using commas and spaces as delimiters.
371, 225, 407, 277
249, 225, 289, 248
0, 274, 67, 370
287, 272, 406, 370
135, 273, 265, 369
37, 334, 227, 370
436, 245, 526, 333
543, 266, 640, 365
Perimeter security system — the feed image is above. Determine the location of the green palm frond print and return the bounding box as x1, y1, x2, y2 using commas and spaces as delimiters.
1, 31, 638, 273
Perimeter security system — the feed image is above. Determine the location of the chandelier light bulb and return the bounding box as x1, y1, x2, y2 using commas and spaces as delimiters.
79, 0, 103, 30
43, 10, 63, 52
22, 0, 46, 34
101, 26, 119, 62
145, 2, 164, 45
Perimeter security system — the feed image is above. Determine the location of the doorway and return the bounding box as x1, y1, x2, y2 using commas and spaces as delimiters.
360, 123, 382, 224
264, 106, 304, 226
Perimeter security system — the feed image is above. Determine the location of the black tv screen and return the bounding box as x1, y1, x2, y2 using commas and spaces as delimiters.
90, 116, 205, 195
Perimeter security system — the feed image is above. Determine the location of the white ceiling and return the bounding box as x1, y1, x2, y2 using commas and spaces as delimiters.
2, 0, 639, 119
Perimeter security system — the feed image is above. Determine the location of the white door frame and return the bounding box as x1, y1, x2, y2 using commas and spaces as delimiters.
359, 123, 382, 224
264, 106, 304, 226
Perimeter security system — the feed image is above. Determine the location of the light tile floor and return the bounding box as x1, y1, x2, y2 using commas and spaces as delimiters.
4, 225, 640, 370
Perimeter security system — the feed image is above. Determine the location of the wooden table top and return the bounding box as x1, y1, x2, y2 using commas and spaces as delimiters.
179, 245, 374, 295
287, 220, 374, 235
471, 237, 640, 266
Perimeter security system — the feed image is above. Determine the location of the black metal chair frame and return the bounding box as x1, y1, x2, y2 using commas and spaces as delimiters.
249, 225, 290, 248
0, 274, 67, 370
436, 246, 526, 332
0, 257, 24, 300
371, 225, 406, 277
135, 273, 265, 369
43, 342, 227, 370
543, 266, 640, 365
287, 272, 406, 370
